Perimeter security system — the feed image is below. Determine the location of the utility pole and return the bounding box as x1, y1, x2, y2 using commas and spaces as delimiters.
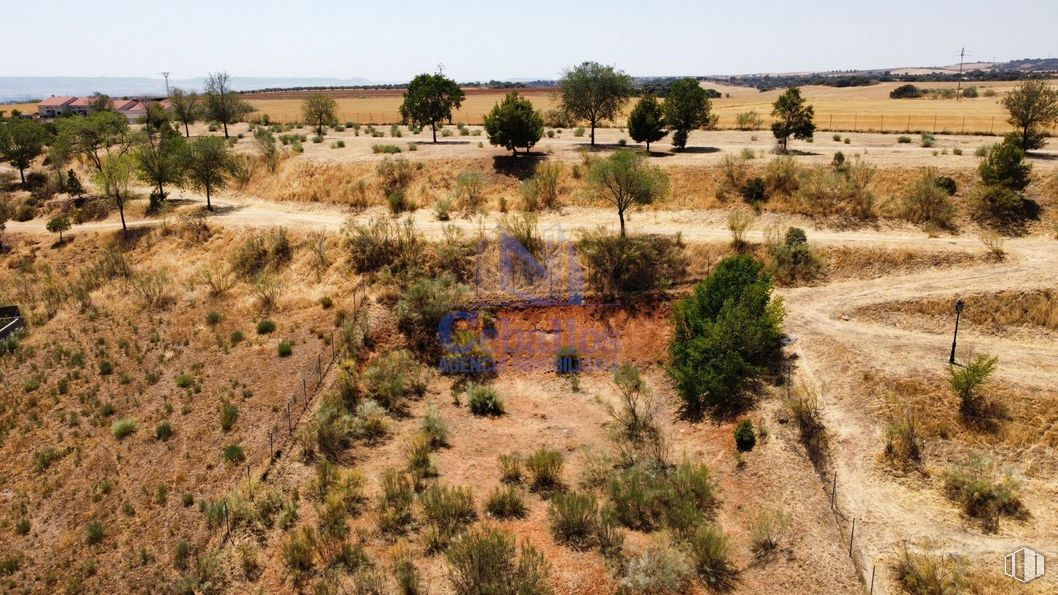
160, 72, 171, 97
955, 48, 965, 102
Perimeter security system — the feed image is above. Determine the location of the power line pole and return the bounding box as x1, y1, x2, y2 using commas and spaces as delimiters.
160, 72, 171, 97
955, 48, 965, 102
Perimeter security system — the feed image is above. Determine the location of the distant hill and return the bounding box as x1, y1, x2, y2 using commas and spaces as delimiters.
0, 76, 375, 103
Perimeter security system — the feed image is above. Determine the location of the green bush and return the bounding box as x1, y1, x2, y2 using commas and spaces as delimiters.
548, 492, 598, 550
897, 135, 912, 144
446, 525, 553, 595
256, 319, 276, 334
220, 401, 238, 432
420, 483, 477, 551
486, 485, 527, 519
420, 407, 449, 448
970, 184, 1027, 225
222, 443, 245, 463
944, 456, 1025, 532
526, 448, 564, 491
372, 143, 401, 154
739, 176, 767, 205
111, 419, 136, 440
619, 536, 693, 594
668, 255, 784, 415
766, 226, 823, 285
979, 139, 1031, 191
206, 311, 221, 326
277, 340, 293, 357
686, 523, 736, 590
498, 453, 522, 483
362, 349, 427, 413
377, 469, 414, 535
396, 274, 466, 353
577, 231, 686, 299
901, 168, 956, 228
950, 354, 997, 419
734, 419, 756, 451
468, 383, 505, 416
86, 521, 104, 545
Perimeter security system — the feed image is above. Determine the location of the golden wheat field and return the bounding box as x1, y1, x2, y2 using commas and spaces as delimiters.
241, 80, 1058, 134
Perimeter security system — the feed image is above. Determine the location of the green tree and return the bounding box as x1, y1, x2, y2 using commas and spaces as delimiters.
979, 138, 1031, 191
587, 149, 669, 237
55, 110, 137, 173
1002, 80, 1058, 151
169, 88, 200, 138
66, 170, 84, 198
668, 255, 784, 416
301, 94, 339, 136
204, 71, 252, 138
663, 78, 711, 150
94, 154, 135, 232
559, 62, 633, 146
0, 118, 48, 183
136, 127, 187, 206
627, 94, 666, 152
399, 73, 465, 143
47, 216, 71, 243
88, 91, 113, 112
0, 198, 9, 252
182, 136, 233, 210
484, 91, 544, 156
771, 87, 815, 153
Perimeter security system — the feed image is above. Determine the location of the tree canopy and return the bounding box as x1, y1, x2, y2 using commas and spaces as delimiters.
587, 149, 669, 237
559, 62, 633, 146
399, 73, 465, 143
668, 255, 784, 416
483, 91, 544, 155
662, 78, 711, 149
1002, 80, 1058, 151
0, 118, 48, 183
181, 136, 233, 210
169, 88, 200, 138
204, 71, 253, 138
301, 94, 339, 136
770, 87, 815, 152
55, 110, 136, 172
627, 95, 666, 152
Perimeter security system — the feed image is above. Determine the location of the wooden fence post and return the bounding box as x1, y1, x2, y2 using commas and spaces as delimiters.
849, 518, 856, 556
869, 565, 876, 594
832, 475, 837, 509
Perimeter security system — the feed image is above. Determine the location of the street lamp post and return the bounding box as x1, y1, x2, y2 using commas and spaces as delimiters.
949, 299, 965, 365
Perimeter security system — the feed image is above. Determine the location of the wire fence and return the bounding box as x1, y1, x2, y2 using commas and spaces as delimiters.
823, 472, 881, 594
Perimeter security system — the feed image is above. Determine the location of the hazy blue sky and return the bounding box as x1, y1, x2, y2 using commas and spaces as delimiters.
6, 0, 1057, 80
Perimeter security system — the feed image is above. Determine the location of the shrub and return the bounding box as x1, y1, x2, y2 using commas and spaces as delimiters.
454, 171, 486, 214
950, 354, 997, 419
345, 216, 426, 275
795, 158, 876, 219
727, 208, 754, 245
222, 443, 245, 463
786, 385, 828, 469
901, 168, 956, 228
897, 135, 912, 143
895, 547, 968, 594
548, 492, 598, 550
406, 433, 438, 488
971, 185, 1027, 226
377, 469, 414, 535
277, 340, 293, 357
620, 537, 694, 594
86, 521, 104, 545
920, 132, 935, 148
362, 349, 427, 413
155, 422, 174, 441
739, 176, 767, 205
282, 526, 315, 574
421, 483, 477, 550
256, 319, 276, 334
889, 84, 921, 99
979, 138, 1031, 191
944, 456, 1025, 532
766, 226, 823, 285
521, 161, 563, 211
735, 111, 763, 130
749, 508, 789, 559
734, 419, 756, 451
396, 274, 466, 353
686, 523, 735, 590
577, 230, 686, 298
884, 408, 923, 469
668, 256, 784, 415
526, 448, 564, 491
220, 401, 238, 432
434, 195, 453, 220
498, 453, 522, 483
420, 407, 449, 449
468, 383, 505, 416
605, 467, 668, 531
763, 155, 799, 195
486, 485, 527, 519
372, 143, 401, 154
111, 419, 136, 440
446, 525, 552, 595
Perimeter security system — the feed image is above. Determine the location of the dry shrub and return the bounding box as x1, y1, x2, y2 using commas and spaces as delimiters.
895, 547, 968, 595
901, 168, 956, 229
823, 246, 982, 282
577, 230, 687, 298
130, 269, 172, 310
749, 508, 789, 559
795, 159, 876, 219
343, 216, 427, 276
715, 154, 749, 201
763, 155, 799, 196
786, 384, 829, 472
620, 536, 694, 595
944, 456, 1026, 532
445, 525, 552, 595
521, 161, 563, 211
979, 231, 1005, 260
727, 208, 754, 247
883, 407, 923, 470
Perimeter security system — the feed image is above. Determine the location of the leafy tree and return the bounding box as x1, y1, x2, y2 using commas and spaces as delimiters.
559, 62, 633, 146
668, 255, 784, 416
1002, 80, 1058, 151
0, 118, 48, 183
66, 170, 84, 198
136, 127, 187, 206
254, 128, 280, 172
46, 216, 71, 243
399, 73, 465, 143
627, 94, 666, 152
484, 91, 544, 155
169, 88, 200, 138
979, 138, 1031, 191
770, 87, 815, 152
55, 110, 137, 173
182, 136, 233, 210
94, 154, 135, 232
139, 101, 173, 136
88, 91, 113, 112
587, 149, 669, 237
301, 94, 338, 136
204, 72, 252, 138
662, 78, 711, 150
0, 198, 9, 252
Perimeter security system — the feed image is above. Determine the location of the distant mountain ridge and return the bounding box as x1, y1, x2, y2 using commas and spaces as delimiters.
0, 76, 374, 103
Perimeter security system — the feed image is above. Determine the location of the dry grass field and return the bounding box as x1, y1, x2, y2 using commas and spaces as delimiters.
2, 92, 1058, 594
243, 80, 1057, 134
